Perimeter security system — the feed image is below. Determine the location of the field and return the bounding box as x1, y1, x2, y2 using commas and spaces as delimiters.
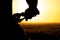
20, 23, 60, 40
20, 23, 60, 34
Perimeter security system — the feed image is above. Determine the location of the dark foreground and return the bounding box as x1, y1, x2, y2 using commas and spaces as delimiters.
21, 23, 60, 40
26, 32, 60, 40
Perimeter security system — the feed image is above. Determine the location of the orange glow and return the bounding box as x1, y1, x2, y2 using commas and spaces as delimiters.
12, 0, 60, 24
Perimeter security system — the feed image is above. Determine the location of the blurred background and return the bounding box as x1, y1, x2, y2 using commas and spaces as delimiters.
12, 0, 60, 23
12, 0, 60, 37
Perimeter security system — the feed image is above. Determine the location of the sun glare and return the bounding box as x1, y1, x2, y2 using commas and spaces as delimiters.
12, 0, 60, 24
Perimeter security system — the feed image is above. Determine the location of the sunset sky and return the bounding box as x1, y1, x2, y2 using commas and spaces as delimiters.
12, 0, 60, 24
